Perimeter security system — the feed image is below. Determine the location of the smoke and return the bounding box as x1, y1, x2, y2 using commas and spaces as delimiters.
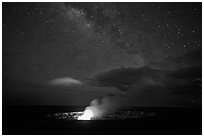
83, 95, 123, 119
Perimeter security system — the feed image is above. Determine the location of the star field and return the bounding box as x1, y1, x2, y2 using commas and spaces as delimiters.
3, 2, 201, 83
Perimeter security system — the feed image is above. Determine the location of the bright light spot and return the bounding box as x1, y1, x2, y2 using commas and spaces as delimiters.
78, 109, 94, 120
86, 23, 91, 27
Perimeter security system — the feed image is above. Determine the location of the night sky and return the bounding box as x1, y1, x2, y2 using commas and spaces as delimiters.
3, 2, 202, 107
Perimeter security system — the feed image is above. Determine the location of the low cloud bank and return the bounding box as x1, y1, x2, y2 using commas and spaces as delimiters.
49, 77, 83, 86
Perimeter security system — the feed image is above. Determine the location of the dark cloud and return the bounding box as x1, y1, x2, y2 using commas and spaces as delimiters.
90, 64, 201, 106
92, 66, 164, 91
4, 60, 201, 106
165, 66, 201, 106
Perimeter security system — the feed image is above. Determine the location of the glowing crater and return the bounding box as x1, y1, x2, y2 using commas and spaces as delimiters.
78, 109, 94, 120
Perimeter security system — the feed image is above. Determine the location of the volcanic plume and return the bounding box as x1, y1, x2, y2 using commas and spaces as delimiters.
78, 95, 122, 120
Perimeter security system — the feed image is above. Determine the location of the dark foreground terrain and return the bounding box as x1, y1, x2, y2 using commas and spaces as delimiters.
2, 106, 202, 135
